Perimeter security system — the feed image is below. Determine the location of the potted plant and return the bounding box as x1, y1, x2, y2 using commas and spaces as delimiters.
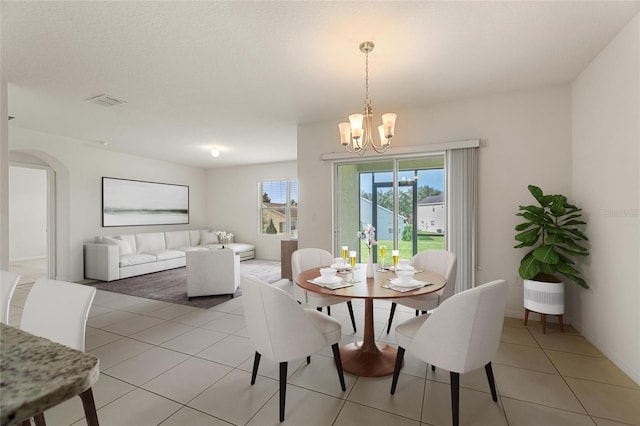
514, 185, 589, 328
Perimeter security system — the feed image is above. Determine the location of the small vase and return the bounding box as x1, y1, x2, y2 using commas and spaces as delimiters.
366, 258, 374, 278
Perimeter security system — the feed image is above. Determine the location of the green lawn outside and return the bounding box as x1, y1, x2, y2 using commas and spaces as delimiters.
360, 234, 444, 263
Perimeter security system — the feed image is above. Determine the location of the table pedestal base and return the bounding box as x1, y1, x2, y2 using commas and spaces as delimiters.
340, 341, 398, 377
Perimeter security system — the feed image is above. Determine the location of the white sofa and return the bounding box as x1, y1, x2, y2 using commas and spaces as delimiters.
84, 229, 255, 281
186, 249, 240, 299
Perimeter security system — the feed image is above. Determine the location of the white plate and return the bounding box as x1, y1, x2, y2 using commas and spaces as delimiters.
314, 275, 342, 285
330, 263, 351, 270
395, 265, 414, 271
390, 278, 421, 287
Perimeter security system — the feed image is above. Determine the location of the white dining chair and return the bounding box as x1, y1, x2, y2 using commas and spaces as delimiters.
241, 274, 346, 422
0, 270, 20, 324
21, 278, 99, 426
386, 249, 457, 333
390, 280, 507, 426
291, 248, 357, 333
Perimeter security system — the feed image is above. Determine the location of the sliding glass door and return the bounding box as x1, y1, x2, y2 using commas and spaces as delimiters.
335, 155, 445, 263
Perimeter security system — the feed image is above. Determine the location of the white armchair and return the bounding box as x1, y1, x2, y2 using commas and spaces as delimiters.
1, 270, 20, 324
186, 249, 240, 299
390, 280, 507, 426
386, 249, 457, 333
241, 274, 346, 422
291, 248, 357, 333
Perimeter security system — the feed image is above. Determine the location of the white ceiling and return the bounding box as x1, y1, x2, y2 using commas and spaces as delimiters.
3, 1, 639, 169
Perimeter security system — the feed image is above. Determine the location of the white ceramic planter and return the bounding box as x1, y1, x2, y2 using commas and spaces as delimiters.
523, 279, 564, 315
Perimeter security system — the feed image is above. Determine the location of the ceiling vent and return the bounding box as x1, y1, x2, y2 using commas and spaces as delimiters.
86, 94, 127, 107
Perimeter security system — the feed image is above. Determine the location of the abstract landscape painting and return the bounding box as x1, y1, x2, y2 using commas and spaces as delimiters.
102, 177, 189, 226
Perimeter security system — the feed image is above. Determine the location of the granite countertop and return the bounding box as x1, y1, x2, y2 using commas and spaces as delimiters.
0, 323, 100, 426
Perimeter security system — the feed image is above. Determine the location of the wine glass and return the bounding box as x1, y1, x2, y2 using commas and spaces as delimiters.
349, 250, 357, 282
392, 250, 399, 271
380, 245, 386, 268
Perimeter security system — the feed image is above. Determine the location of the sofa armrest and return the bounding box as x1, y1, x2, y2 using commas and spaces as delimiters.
84, 243, 120, 281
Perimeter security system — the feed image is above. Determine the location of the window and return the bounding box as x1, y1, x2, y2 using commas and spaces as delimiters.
260, 179, 297, 236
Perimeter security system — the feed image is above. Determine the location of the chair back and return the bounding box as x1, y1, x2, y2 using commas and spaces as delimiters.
411, 250, 457, 302
21, 279, 96, 351
291, 248, 333, 303
410, 280, 507, 374
241, 274, 326, 362
0, 270, 20, 324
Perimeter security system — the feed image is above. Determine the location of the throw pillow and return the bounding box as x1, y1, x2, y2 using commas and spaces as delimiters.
200, 230, 218, 244
103, 236, 133, 255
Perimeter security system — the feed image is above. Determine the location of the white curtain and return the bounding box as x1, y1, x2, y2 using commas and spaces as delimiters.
446, 147, 478, 293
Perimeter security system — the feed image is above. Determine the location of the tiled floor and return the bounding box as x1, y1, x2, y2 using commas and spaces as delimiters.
8, 280, 640, 426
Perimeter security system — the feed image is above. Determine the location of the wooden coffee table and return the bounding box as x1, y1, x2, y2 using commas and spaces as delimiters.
295, 265, 446, 377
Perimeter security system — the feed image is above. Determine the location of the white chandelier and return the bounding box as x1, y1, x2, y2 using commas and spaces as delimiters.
338, 41, 396, 155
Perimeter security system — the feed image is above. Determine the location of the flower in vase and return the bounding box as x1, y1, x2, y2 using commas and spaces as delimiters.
357, 224, 377, 253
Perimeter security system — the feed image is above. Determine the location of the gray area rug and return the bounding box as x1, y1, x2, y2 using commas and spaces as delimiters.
86, 259, 281, 309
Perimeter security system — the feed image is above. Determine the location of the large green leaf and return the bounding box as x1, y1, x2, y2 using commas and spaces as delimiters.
558, 246, 589, 257
561, 219, 587, 227
533, 246, 560, 264
515, 222, 534, 231
519, 252, 540, 279
545, 233, 566, 244
555, 262, 579, 275
515, 228, 539, 243
567, 228, 588, 240
528, 185, 544, 203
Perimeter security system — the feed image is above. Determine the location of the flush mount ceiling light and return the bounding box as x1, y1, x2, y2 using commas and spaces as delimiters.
210, 149, 220, 157
338, 41, 396, 155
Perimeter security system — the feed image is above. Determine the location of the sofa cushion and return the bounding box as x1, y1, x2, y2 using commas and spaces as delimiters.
119, 253, 157, 267
103, 236, 133, 255
179, 246, 209, 252
165, 231, 191, 249
135, 233, 166, 253
200, 230, 218, 244
148, 250, 186, 261
189, 230, 201, 246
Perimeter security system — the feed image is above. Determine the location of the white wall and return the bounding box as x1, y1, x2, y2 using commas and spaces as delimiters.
298, 86, 572, 320
9, 127, 208, 282
9, 166, 47, 260
570, 14, 639, 383
206, 160, 297, 261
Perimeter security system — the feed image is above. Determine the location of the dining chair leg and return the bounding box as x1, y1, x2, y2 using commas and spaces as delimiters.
450, 371, 460, 426
346, 301, 357, 333
431, 365, 436, 372
79, 387, 99, 426
251, 352, 261, 385
390, 346, 405, 394
331, 343, 346, 391
415, 310, 420, 316
307, 355, 311, 364
386, 303, 397, 334
316, 307, 322, 312
34, 413, 46, 426
327, 306, 331, 316
485, 362, 498, 402
279, 362, 288, 422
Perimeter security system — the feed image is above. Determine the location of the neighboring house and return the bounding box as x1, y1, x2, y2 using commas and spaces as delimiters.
360, 197, 405, 241
262, 202, 297, 235
417, 194, 445, 234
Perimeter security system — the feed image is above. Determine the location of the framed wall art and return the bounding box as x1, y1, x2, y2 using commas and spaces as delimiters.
102, 177, 189, 227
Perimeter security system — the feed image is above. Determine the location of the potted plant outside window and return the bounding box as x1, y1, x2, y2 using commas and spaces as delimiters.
514, 185, 589, 328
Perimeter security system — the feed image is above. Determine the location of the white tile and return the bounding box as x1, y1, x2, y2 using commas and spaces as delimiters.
85, 327, 122, 351
101, 314, 166, 336
145, 303, 198, 320
85, 388, 182, 426
210, 297, 244, 313
87, 310, 139, 329
237, 353, 305, 381
159, 406, 233, 426
89, 337, 154, 370
334, 401, 420, 425
189, 369, 278, 425
289, 353, 356, 397
160, 327, 228, 355
247, 384, 344, 425
121, 299, 174, 315
104, 346, 189, 386
142, 357, 232, 404
200, 313, 246, 334
348, 374, 424, 421
196, 334, 254, 367
172, 308, 226, 327
129, 321, 194, 345
502, 397, 596, 426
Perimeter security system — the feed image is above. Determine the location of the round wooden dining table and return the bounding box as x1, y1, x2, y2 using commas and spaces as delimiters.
295, 264, 446, 377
